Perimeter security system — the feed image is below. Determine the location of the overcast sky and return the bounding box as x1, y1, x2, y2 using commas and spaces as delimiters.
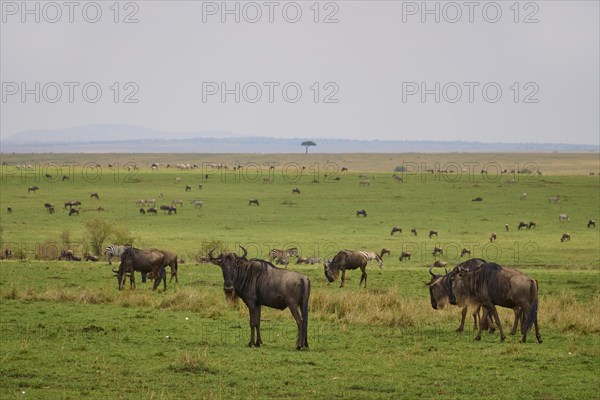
1, 1, 598, 145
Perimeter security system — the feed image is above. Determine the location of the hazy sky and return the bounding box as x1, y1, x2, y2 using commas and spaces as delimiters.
1, 1, 599, 145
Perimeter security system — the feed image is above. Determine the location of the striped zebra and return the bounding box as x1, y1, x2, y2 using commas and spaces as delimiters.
269, 247, 299, 263
357, 251, 383, 269
105, 244, 132, 265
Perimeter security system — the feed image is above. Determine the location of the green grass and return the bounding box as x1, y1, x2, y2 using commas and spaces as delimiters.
0, 153, 599, 399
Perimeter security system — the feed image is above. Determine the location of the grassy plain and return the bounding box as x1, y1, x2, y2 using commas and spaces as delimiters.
0, 152, 599, 399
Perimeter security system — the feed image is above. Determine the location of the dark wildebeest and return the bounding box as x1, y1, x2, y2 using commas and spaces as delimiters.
505, 224, 509, 232
7, 206, 12, 214
185, 185, 192, 192
69, 208, 79, 216
28, 186, 39, 193
249, 199, 260, 206
411, 228, 417, 236
399, 251, 411, 261
560, 233, 571, 242
380, 248, 391, 258
490, 233, 497, 242
433, 260, 447, 268
427, 258, 497, 333
209, 247, 310, 350
356, 209, 367, 217
461, 248, 471, 257
157, 249, 179, 283
84, 253, 99, 262
62, 175, 69, 181
147, 207, 157, 214
90, 192, 99, 199
432, 246, 443, 257
472, 197, 483, 202
429, 230, 438, 238
588, 219, 596, 228
160, 205, 177, 214
325, 250, 374, 288
4, 246, 12, 259
449, 262, 541, 343
527, 221, 536, 229
517, 221, 528, 230
59, 249, 81, 261
390, 226, 402, 235
115, 247, 167, 291
64, 200, 81, 209
139, 208, 146, 214
292, 187, 301, 194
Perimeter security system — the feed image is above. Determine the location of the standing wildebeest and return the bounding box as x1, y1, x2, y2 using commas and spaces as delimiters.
139, 208, 146, 214
380, 248, 391, 258
429, 230, 438, 238
390, 226, 402, 235
146, 207, 157, 214
588, 219, 596, 228
90, 192, 99, 199
28, 186, 39, 193
399, 251, 411, 261
157, 249, 179, 283
411, 228, 417, 236
249, 199, 260, 206
7, 206, 12, 214
505, 224, 509, 232
490, 233, 497, 242
432, 246, 443, 257
517, 221, 528, 230
527, 221, 536, 229
356, 209, 367, 217
292, 187, 301, 194
69, 208, 79, 216
325, 250, 375, 288
115, 247, 167, 291
427, 258, 498, 333
185, 185, 192, 192
160, 205, 177, 214
209, 247, 310, 350
560, 233, 571, 242
449, 262, 541, 343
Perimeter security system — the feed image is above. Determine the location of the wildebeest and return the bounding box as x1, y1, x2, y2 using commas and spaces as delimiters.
472, 197, 483, 202
62, 175, 69, 181
390, 226, 402, 235
380, 248, 391, 258
139, 208, 146, 214
559, 213, 570, 222
505, 224, 509, 232
461, 248, 471, 257
28, 186, 39, 193
90, 192, 99, 199
209, 246, 310, 350
191, 200, 204, 209
433, 260, 447, 268
325, 250, 377, 288
411, 228, 417, 236
429, 230, 438, 238
115, 247, 167, 291
356, 209, 367, 217
427, 258, 496, 333
560, 233, 571, 242
249, 199, 260, 206
399, 251, 411, 261
527, 221, 536, 229
432, 246, 443, 257
517, 221, 528, 230
64, 200, 81, 209
449, 262, 542, 343
185, 185, 192, 192
548, 195, 560, 203
292, 187, 301, 194
588, 219, 596, 228
7, 206, 12, 214
359, 180, 370, 186
490, 233, 497, 242
146, 207, 157, 214
157, 249, 179, 283
69, 208, 79, 216
269, 247, 299, 263
160, 205, 177, 214
59, 249, 81, 261
520, 192, 527, 200
4, 246, 12, 259
84, 253, 99, 262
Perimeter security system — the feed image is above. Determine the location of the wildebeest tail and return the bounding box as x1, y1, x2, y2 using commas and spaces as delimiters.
523, 280, 539, 335
301, 278, 311, 347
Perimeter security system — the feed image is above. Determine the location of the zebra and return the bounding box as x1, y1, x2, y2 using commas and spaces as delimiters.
357, 251, 383, 269
268, 247, 299, 263
105, 244, 132, 265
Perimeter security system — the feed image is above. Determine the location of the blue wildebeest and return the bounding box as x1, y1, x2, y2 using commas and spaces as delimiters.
427, 258, 499, 333
114, 247, 167, 291
390, 226, 402, 235
449, 262, 541, 343
324, 250, 375, 288
209, 246, 310, 350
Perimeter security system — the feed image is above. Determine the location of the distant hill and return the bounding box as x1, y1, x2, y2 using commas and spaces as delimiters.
1, 124, 597, 153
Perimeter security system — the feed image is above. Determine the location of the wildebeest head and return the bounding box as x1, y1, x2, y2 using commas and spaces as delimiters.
426, 266, 450, 310
209, 246, 248, 304
448, 265, 474, 306
323, 253, 343, 282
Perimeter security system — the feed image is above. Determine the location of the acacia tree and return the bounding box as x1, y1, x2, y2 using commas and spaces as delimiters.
301, 141, 316, 154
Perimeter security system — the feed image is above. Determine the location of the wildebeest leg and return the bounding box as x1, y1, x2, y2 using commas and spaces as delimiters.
486, 304, 506, 342
289, 305, 304, 350
510, 308, 521, 335
360, 266, 367, 288
457, 306, 468, 332
340, 269, 346, 288
162, 268, 167, 291
248, 305, 261, 347
141, 272, 147, 283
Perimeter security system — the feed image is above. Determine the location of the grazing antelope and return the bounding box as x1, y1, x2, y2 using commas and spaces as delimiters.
356, 209, 367, 217
505, 224, 509, 232
560, 233, 571, 242
292, 187, 301, 194
69, 208, 79, 216
185, 185, 192, 192
588, 219, 596, 228
399, 251, 411, 261
249, 199, 260, 206
429, 230, 438, 238
490, 233, 497, 242
390, 226, 402, 235
411, 228, 417, 236
432, 246, 443, 257
90, 192, 99, 199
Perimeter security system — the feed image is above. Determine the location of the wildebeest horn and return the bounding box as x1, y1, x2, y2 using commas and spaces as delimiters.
239, 246, 247, 259
428, 266, 436, 277
208, 247, 218, 263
